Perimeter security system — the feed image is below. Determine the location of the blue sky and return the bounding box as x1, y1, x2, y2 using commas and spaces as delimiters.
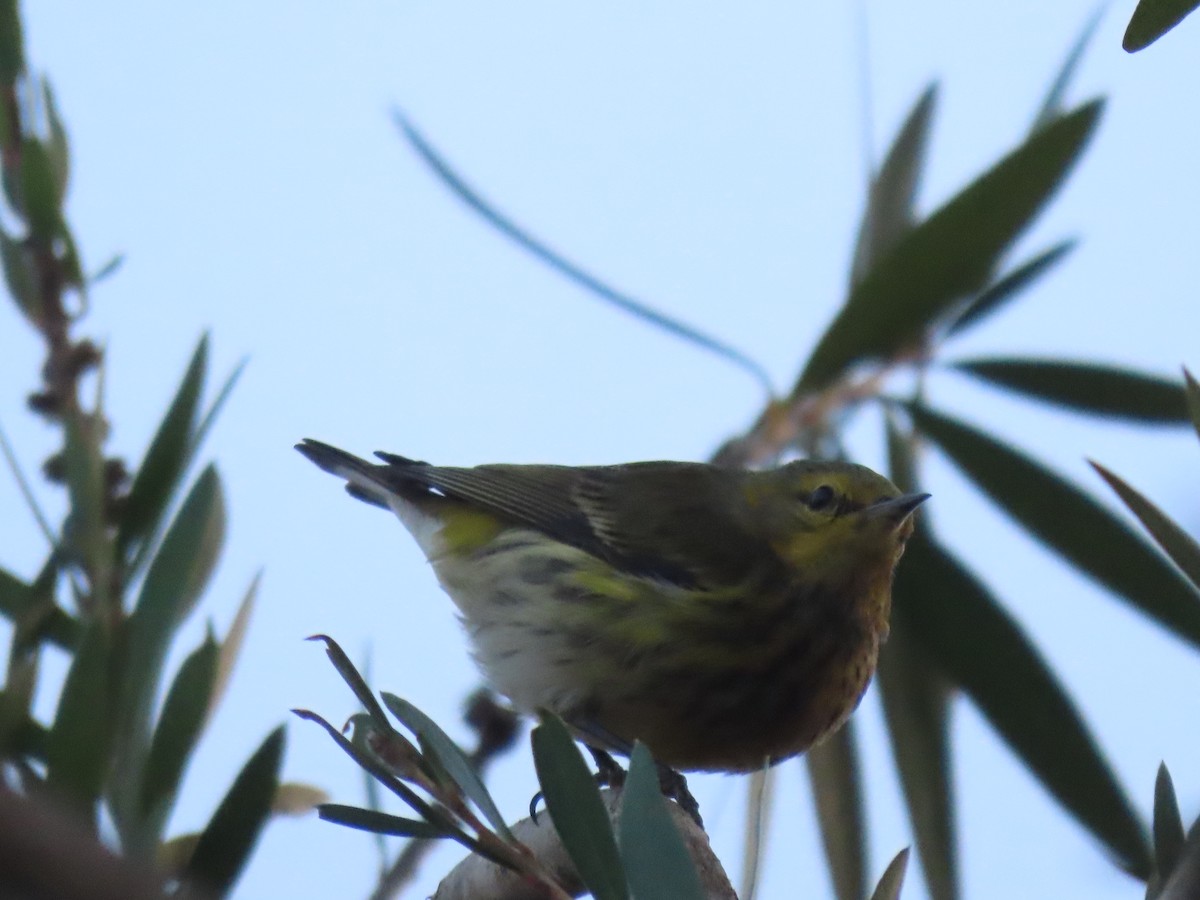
3, 3, 1199, 897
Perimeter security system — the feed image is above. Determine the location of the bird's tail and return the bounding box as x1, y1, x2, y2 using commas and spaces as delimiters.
296, 438, 422, 510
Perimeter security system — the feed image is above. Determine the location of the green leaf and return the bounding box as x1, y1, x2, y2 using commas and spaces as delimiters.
618, 743, 704, 900
869, 847, 911, 900
0, 0, 24, 84
0, 227, 37, 322
893, 532, 1151, 876
797, 101, 1102, 393
849, 84, 938, 287
1124, 0, 1199, 51
46, 622, 115, 818
531, 713, 628, 900
1091, 463, 1200, 590
116, 464, 225, 808
1183, 369, 1200, 442
1159, 824, 1200, 899
318, 803, 446, 839
138, 632, 220, 842
1032, 9, 1103, 131
951, 358, 1187, 423
117, 335, 208, 566
308, 634, 395, 735
19, 139, 62, 241
0, 563, 80, 649
910, 404, 1200, 653
381, 692, 513, 841
946, 240, 1076, 336
1151, 763, 1185, 895
64, 414, 111, 608
877, 622, 956, 900
42, 78, 69, 202
208, 573, 258, 722
393, 110, 773, 396
182, 725, 285, 897
806, 722, 867, 900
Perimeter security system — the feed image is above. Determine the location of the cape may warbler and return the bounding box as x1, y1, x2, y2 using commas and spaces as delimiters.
297, 439, 927, 773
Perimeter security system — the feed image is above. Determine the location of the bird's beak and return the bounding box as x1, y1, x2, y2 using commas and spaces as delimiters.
864, 492, 930, 526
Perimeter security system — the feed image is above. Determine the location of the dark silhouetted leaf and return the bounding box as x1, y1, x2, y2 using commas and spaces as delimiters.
1091, 463, 1200, 590
0, 0, 23, 84
893, 532, 1151, 876
618, 743, 704, 900
18, 139, 61, 240
850, 84, 938, 287
946, 240, 1076, 336
1124, 0, 1199, 51
952, 358, 1186, 423
1033, 9, 1103, 131
869, 847, 911, 900
318, 804, 445, 839
393, 110, 773, 395
1183, 369, 1200, 442
382, 692, 513, 841
797, 102, 1102, 393
139, 632, 219, 841
806, 722, 867, 900
877, 622, 956, 900
531, 713, 628, 900
1150, 763, 1185, 897
1160, 825, 1200, 899
46, 622, 114, 817
183, 725, 285, 897
910, 404, 1200, 653
118, 335, 207, 565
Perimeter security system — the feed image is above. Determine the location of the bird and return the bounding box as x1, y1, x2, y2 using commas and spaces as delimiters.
296, 438, 927, 775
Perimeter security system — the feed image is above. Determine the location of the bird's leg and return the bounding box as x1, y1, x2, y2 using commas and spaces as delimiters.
587, 745, 627, 788
656, 763, 703, 829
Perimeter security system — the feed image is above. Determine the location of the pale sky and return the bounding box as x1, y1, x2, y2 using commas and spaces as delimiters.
3, 3, 1199, 898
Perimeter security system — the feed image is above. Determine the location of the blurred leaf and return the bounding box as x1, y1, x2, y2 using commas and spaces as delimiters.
0, 0, 23, 84
806, 721, 867, 900
1150, 763, 1185, 896
41, 77, 68, 200
947, 239, 1076, 336
318, 804, 445, 839
951, 358, 1187, 423
393, 109, 773, 395
1124, 0, 1199, 51
894, 532, 1151, 876
0, 566, 33, 622
850, 84, 938, 287
877, 622, 956, 900
89, 252, 124, 285
138, 632, 219, 844
0, 418, 55, 547
740, 767, 772, 900
910, 404, 1200, 653
0, 227, 38, 322
1160, 825, 1200, 900
531, 713, 628, 900
1091, 463, 1200, 590
208, 572, 258, 724
63, 415, 110, 606
381, 692, 513, 841
797, 101, 1102, 393
46, 622, 114, 817
117, 335, 207, 565
869, 847, 911, 900
1183, 369, 1200, 442
618, 742, 704, 900
191, 356, 247, 461
273, 782, 329, 816
1033, 9, 1103, 131
182, 725, 285, 897
19, 138, 62, 241
307, 634, 395, 735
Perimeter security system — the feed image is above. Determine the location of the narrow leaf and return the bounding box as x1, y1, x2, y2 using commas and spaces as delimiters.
1152, 763, 1185, 890
1091, 463, 1200, 590
19, 139, 62, 241
952, 358, 1187, 423
209, 573, 259, 723
850, 84, 938, 287
318, 803, 446, 839
618, 742, 704, 900
531, 713, 628, 900
1124, 0, 1199, 51
117, 335, 207, 564
64, 414, 111, 608
910, 405, 1200, 653
182, 725, 285, 897
806, 722, 867, 900
0, 0, 23, 84
1160, 825, 1200, 900
273, 782, 329, 816
1033, 9, 1104, 131
893, 532, 1151, 876
42, 78, 69, 201
139, 633, 220, 840
307, 634, 394, 734
46, 622, 114, 817
1183, 369, 1200, 442
877, 622, 957, 900
0, 227, 38, 322
869, 847, 911, 900
797, 101, 1102, 393
946, 239, 1076, 336
740, 767, 773, 900
381, 692, 513, 840
393, 110, 773, 395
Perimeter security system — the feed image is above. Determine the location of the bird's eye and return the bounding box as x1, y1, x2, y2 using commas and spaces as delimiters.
807, 484, 836, 511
